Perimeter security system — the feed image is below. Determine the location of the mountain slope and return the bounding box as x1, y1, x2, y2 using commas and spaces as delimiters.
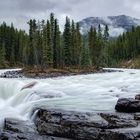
79, 15, 140, 37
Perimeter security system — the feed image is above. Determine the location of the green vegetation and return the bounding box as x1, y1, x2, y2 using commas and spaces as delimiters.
0, 13, 140, 70
106, 26, 140, 67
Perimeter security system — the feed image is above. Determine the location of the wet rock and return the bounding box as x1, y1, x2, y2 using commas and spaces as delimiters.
115, 98, 140, 113
135, 94, 140, 100
109, 90, 114, 92
134, 113, 140, 120
4, 118, 36, 134
1, 108, 140, 140
0, 71, 23, 78
100, 113, 138, 128
1, 118, 71, 140
99, 128, 140, 140
33, 108, 140, 140
34, 108, 108, 139
130, 73, 136, 75
0, 69, 123, 79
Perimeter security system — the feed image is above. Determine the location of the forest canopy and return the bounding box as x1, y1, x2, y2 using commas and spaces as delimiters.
0, 13, 139, 69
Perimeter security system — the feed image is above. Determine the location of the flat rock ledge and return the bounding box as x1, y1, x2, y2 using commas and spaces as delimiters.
1, 107, 140, 140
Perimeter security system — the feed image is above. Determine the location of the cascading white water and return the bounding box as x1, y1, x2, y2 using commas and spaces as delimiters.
0, 68, 140, 125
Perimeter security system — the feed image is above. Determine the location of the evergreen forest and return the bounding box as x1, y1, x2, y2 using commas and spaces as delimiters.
0, 13, 140, 69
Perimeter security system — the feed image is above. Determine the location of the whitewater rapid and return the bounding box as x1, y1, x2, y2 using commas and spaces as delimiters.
0, 68, 140, 123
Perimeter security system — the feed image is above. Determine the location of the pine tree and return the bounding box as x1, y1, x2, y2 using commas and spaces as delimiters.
28, 20, 34, 66
63, 17, 71, 67
88, 26, 94, 65
50, 13, 55, 67
46, 20, 53, 67
0, 43, 6, 68
75, 23, 82, 66
96, 24, 104, 68
98, 24, 102, 39
42, 21, 48, 69
71, 20, 76, 66
103, 25, 109, 42
80, 45, 90, 68
53, 19, 58, 68
53, 19, 61, 68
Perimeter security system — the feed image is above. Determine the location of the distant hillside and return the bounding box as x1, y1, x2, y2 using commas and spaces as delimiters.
79, 15, 140, 37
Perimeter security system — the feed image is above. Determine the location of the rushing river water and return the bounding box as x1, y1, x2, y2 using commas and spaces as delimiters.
0, 68, 140, 123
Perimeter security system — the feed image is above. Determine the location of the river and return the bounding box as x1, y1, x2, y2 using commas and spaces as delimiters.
0, 68, 139, 124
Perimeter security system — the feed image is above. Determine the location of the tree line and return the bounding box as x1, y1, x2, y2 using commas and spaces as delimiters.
106, 26, 140, 66
0, 22, 28, 68
0, 13, 139, 69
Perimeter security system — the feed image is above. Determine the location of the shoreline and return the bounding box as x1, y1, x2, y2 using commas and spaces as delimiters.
2, 106, 140, 140
0, 68, 123, 79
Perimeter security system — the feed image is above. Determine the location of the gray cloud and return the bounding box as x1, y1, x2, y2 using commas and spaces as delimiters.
0, 0, 140, 32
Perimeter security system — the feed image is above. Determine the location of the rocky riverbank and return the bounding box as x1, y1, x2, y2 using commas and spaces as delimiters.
0, 70, 24, 78
33, 108, 140, 140
0, 68, 123, 79
1, 105, 140, 140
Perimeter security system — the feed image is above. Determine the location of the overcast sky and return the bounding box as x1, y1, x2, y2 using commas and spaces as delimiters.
0, 0, 140, 32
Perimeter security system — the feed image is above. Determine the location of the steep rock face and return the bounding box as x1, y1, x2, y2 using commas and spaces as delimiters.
79, 15, 140, 37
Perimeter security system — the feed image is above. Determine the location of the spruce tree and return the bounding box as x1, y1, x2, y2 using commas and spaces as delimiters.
71, 20, 76, 66
46, 20, 53, 67
103, 25, 109, 42
75, 23, 82, 66
28, 19, 34, 66
53, 19, 58, 68
53, 19, 61, 68
0, 43, 6, 68
80, 46, 90, 68
63, 17, 71, 67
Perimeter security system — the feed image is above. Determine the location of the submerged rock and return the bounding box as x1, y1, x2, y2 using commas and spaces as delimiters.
115, 98, 140, 113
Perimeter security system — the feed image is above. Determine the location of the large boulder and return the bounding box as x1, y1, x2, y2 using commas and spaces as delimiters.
33, 108, 139, 140
33, 108, 105, 140
115, 98, 140, 113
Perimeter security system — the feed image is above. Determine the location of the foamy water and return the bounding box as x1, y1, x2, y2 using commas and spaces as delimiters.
0, 68, 140, 123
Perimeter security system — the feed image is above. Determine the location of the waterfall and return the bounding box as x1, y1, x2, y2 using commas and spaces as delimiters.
0, 69, 67, 124
0, 68, 139, 126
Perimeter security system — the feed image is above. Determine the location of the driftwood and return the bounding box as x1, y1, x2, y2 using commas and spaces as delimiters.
21, 81, 37, 91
